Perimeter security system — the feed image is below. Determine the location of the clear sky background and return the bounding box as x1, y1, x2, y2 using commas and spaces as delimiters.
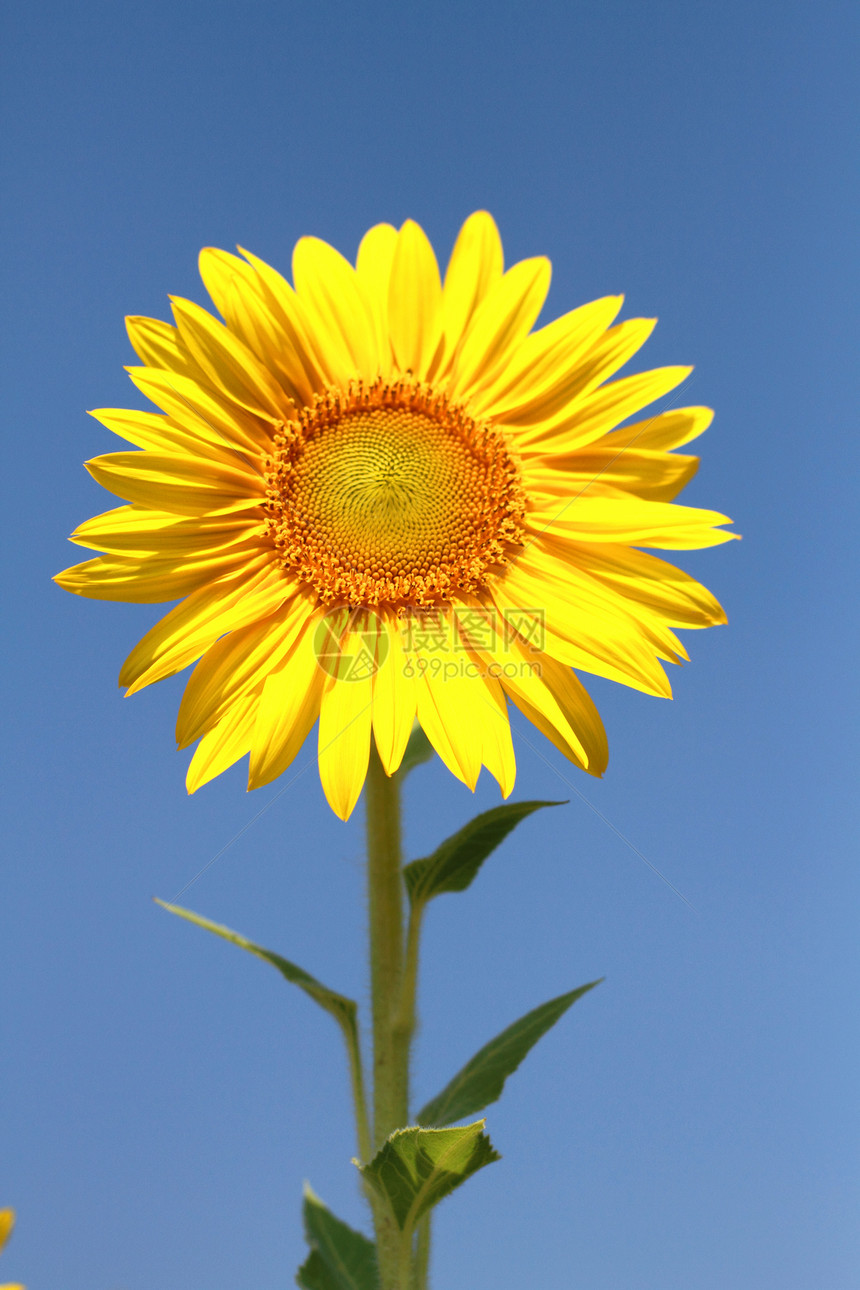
2, 1, 857, 1287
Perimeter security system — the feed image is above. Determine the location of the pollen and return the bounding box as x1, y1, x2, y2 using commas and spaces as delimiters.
264, 377, 526, 606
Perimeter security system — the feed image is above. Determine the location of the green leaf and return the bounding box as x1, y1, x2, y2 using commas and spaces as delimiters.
155, 900, 358, 1033
296, 1185, 378, 1290
357, 1122, 500, 1233
398, 724, 435, 778
416, 981, 602, 1127
403, 800, 563, 907
297, 1250, 341, 1290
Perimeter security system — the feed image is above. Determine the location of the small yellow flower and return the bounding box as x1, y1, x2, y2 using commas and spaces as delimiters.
0, 1209, 24, 1290
56, 213, 735, 818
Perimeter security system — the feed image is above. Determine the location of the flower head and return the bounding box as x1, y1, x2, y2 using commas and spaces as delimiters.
56, 213, 734, 818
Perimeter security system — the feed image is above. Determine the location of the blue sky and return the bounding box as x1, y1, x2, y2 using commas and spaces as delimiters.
3, 1, 858, 1287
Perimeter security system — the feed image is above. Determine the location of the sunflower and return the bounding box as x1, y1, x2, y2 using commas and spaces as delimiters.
56, 213, 734, 819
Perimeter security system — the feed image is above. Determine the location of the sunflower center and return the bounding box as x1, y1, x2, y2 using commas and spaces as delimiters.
264, 377, 526, 606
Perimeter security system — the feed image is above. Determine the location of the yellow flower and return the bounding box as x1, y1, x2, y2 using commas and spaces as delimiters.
56, 213, 735, 819
0, 1208, 24, 1290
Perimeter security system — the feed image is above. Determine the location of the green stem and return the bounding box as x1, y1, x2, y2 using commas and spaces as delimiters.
413, 1215, 431, 1289
395, 902, 423, 1067
398, 1232, 416, 1288
365, 744, 410, 1289
366, 744, 409, 1142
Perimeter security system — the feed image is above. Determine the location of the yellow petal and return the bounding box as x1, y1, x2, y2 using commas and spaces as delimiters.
472, 669, 517, 797
125, 315, 199, 379
415, 670, 481, 790
317, 615, 378, 819
541, 537, 727, 629
596, 405, 714, 454
170, 296, 289, 422
356, 223, 398, 373
477, 630, 591, 769
470, 295, 624, 418
186, 692, 259, 793
127, 366, 272, 456
509, 649, 609, 775
0, 1210, 14, 1250
371, 609, 417, 775
528, 496, 736, 549
516, 540, 688, 663
387, 220, 443, 379
198, 245, 260, 320
199, 247, 316, 406
501, 668, 603, 772
533, 655, 608, 773
403, 609, 485, 789
84, 450, 264, 516
501, 317, 656, 427
430, 597, 517, 792
502, 687, 581, 766
487, 562, 673, 696
448, 257, 551, 401
438, 211, 504, 374
70, 506, 264, 556
176, 593, 314, 747
118, 558, 289, 692
292, 236, 379, 382
53, 545, 261, 603
465, 602, 607, 774
88, 407, 250, 467
228, 277, 312, 404
237, 246, 330, 393
517, 365, 694, 452
523, 446, 699, 504
248, 613, 327, 789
